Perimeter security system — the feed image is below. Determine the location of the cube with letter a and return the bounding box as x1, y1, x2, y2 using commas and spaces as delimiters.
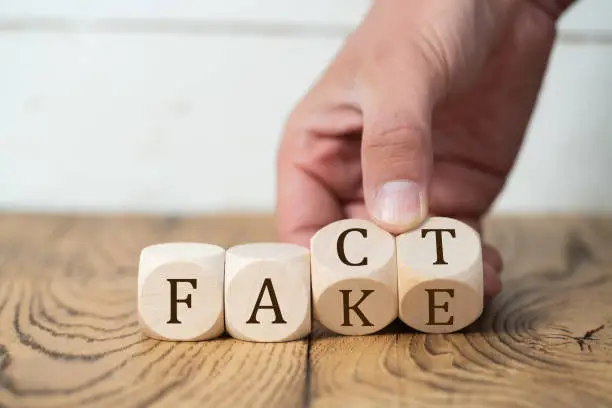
396, 217, 484, 333
224, 243, 311, 342
311, 219, 398, 335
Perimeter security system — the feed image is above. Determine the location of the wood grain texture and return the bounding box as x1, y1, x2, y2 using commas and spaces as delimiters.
310, 216, 612, 408
0, 214, 611, 407
0, 214, 306, 408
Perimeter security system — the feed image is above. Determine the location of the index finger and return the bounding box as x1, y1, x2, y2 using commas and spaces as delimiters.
276, 103, 363, 247
276, 150, 343, 247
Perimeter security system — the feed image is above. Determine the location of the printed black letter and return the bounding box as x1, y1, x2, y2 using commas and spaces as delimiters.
421, 228, 456, 265
425, 289, 455, 325
246, 278, 287, 324
340, 289, 375, 327
337, 228, 368, 266
167, 278, 198, 324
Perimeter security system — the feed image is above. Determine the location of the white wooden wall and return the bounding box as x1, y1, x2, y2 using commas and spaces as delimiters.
1, 1, 611, 214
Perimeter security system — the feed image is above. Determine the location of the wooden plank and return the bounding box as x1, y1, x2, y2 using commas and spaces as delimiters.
2, 214, 612, 407
0, 214, 308, 408
309, 216, 612, 407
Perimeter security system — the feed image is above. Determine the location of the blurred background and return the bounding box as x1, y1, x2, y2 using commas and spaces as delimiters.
0, 0, 611, 215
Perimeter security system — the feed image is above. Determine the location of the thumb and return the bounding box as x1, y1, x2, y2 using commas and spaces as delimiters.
360, 58, 440, 234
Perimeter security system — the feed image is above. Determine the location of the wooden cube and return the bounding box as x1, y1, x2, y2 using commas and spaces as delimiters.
310, 219, 398, 335
225, 243, 311, 342
138, 242, 225, 341
396, 217, 483, 333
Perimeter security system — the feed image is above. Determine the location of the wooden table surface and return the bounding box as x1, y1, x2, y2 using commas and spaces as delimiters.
0, 214, 611, 408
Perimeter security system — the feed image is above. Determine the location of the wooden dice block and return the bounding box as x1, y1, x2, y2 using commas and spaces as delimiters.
138, 243, 225, 341
225, 243, 311, 342
311, 219, 398, 335
396, 217, 483, 333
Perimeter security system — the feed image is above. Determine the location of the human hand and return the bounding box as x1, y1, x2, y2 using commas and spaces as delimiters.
276, 0, 575, 299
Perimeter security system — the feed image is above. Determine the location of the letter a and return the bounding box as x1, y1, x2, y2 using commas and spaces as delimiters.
246, 278, 287, 324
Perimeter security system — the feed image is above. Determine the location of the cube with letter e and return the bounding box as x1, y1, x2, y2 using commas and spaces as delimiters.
396, 217, 484, 333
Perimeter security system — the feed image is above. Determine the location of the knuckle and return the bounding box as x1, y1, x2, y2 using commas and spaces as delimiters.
364, 123, 429, 154
363, 124, 430, 177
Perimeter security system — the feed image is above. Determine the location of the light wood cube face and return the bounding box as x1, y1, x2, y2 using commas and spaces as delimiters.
138, 243, 225, 341
396, 217, 483, 333
310, 219, 398, 335
225, 243, 311, 343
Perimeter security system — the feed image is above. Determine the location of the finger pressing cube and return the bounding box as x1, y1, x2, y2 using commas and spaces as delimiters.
138, 242, 225, 341
396, 217, 483, 333
311, 219, 398, 335
225, 243, 311, 342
